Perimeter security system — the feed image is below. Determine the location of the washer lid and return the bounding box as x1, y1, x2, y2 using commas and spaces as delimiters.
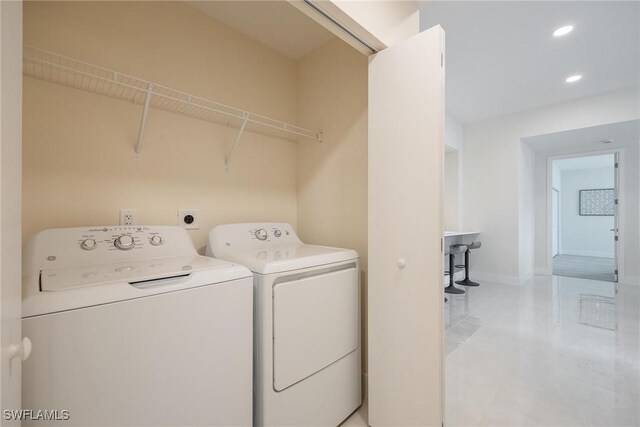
40, 255, 230, 292
215, 244, 358, 274
23, 255, 252, 318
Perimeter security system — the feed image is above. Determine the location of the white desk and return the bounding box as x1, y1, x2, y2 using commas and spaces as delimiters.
444, 231, 481, 239
444, 231, 481, 247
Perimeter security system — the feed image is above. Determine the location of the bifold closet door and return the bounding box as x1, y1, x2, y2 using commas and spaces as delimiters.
1, 0, 24, 415
368, 25, 445, 427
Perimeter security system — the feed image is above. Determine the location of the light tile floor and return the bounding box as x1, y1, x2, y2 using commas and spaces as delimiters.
446, 276, 639, 426
343, 275, 640, 426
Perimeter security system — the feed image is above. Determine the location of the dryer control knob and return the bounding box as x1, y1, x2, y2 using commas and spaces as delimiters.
80, 238, 97, 250
114, 235, 135, 250
149, 235, 163, 246
255, 229, 268, 241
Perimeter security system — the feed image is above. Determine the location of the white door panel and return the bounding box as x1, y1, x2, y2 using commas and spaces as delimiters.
1, 2, 23, 424
273, 267, 359, 391
368, 26, 445, 426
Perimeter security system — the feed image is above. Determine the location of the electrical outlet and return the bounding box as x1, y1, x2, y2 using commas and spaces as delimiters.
119, 208, 138, 226
178, 209, 199, 230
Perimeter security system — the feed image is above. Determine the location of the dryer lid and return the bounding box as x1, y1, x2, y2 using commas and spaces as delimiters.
207, 223, 358, 274
212, 244, 357, 274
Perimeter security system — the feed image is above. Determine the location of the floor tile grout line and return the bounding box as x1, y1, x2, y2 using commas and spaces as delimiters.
444, 288, 503, 331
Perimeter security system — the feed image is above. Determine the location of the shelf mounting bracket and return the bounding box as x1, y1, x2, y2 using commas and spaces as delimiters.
225, 112, 250, 171
135, 82, 154, 159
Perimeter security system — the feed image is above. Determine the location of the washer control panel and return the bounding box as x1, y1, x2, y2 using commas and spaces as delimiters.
76, 226, 167, 252
25, 226, 198, 274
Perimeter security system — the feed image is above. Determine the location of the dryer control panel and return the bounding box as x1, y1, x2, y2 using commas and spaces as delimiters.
207, 223, 301, 255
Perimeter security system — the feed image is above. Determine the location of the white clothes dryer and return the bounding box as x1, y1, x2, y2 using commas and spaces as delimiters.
207, 223, 361, 427
22, 226, 253, 427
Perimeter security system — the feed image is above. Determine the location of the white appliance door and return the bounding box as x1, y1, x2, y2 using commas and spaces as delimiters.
272, 267, 358, 391
368, 26, 445, 426
22, 280, 253, 427
1, 2, 23, 423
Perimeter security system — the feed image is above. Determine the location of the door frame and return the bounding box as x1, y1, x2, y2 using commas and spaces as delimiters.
551, 187, 560, 257
546, 148, 624, 281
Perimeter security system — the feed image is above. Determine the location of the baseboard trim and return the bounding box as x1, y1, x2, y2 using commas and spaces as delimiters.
361, 373, 368, 399
619, 276, 640, 286
519, 271, 534, 284
560, 250, 615, 258
534, 267, 550, 276
445, 270, 534, 286
471, 271, 523, 286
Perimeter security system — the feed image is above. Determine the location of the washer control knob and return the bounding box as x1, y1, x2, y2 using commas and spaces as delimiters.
80, 239, 97, 250
255, 229, 268, 241
274, 229, 282, 237
149, 235, 163, 246
114, 235, 135, 250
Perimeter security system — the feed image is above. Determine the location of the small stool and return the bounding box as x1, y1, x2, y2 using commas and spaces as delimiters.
445, 244, 467, 294
456, 241, 482, 287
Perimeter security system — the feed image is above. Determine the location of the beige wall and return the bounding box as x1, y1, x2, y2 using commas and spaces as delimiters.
23, 1, 299, 251
296, 39, 368, 370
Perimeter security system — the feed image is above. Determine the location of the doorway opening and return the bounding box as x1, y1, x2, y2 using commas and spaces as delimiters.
550, 153, 618, 282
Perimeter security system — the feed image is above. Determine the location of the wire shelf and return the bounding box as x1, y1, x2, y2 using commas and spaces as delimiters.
23, 45, 322, 147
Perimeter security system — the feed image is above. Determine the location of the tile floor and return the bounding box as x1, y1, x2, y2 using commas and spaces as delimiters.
343, 275, 639, 426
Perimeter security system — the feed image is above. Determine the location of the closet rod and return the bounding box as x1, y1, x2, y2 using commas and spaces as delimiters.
302, 0, 379, 54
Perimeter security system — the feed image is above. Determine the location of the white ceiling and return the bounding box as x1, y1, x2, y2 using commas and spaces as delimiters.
523, 119, 639, 154
421, 1, 640, 123
187, 1, 334, 60
553, 154, 614, 171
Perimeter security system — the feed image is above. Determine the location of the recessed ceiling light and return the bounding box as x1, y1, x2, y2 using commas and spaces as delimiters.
553, 25, 574, 37
565, 74, 582, 83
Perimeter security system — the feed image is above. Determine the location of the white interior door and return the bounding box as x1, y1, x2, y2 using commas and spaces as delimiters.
1, 1, 24, 423
552, 188, 559, 257
368, 25, 445, 426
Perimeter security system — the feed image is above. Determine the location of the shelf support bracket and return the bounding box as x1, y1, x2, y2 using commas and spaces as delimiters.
225, 112, 250, 171
135, 82, 154, 159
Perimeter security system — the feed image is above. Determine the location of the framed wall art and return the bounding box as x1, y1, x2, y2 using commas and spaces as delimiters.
579, 188, 614, 216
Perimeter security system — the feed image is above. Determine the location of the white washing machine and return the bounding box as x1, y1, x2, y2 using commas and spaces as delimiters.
22, 226, 253, 427
206, 223, 361, 427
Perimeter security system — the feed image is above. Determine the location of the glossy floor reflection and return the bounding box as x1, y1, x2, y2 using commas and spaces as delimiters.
445, 275, 640, 427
